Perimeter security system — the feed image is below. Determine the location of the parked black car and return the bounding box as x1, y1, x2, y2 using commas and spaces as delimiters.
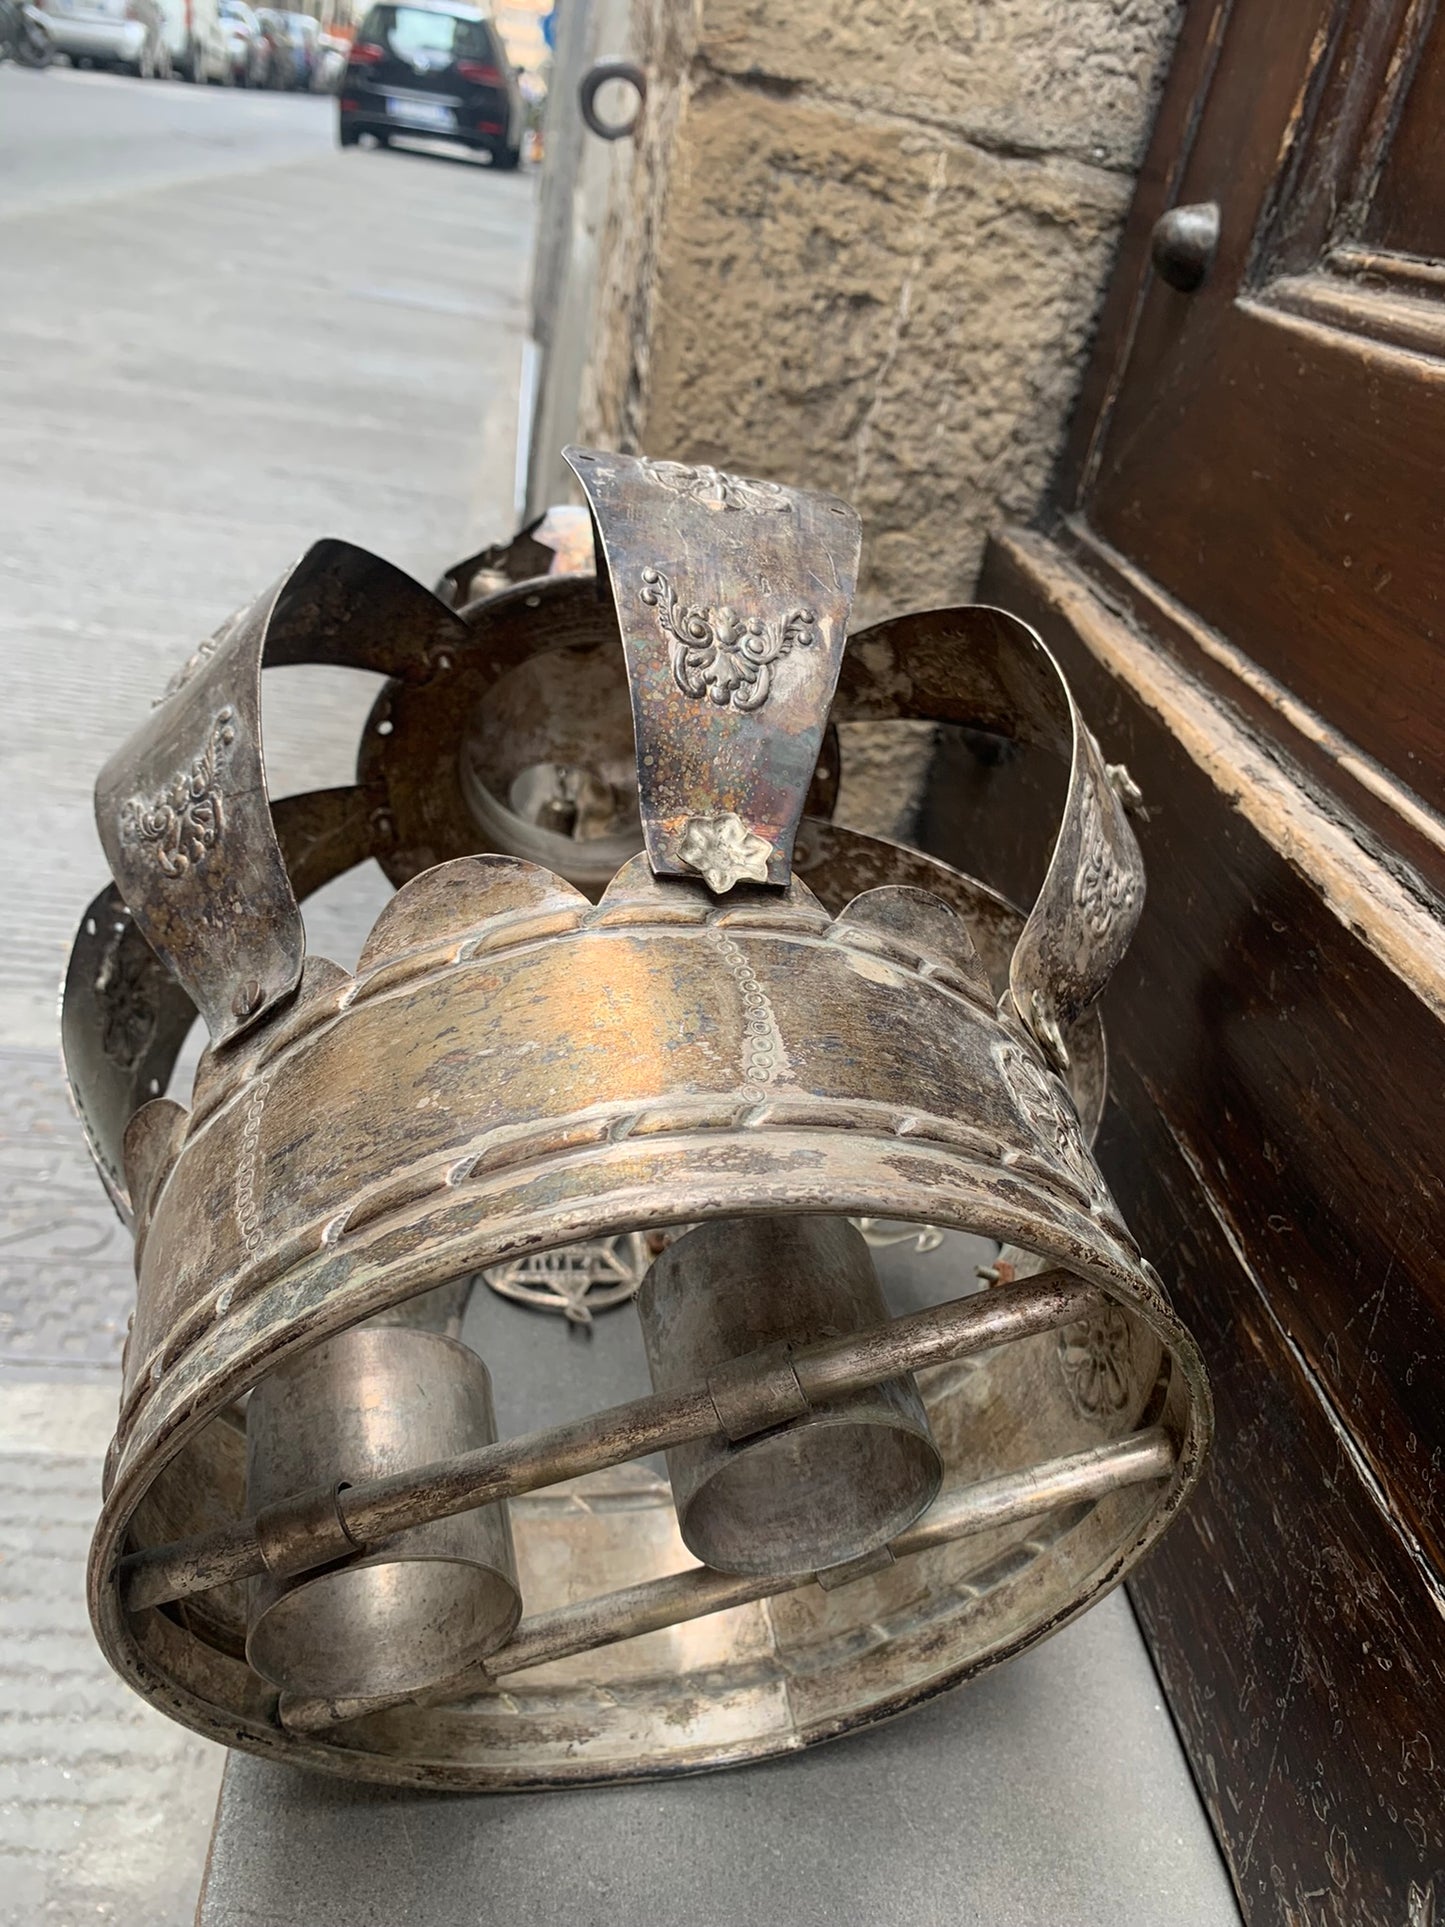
338, 1, 523, 168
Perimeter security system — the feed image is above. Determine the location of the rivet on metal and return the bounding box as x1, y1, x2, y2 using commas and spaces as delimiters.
232, 978, 262, 1020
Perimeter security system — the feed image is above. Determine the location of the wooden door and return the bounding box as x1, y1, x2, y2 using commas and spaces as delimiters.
923, 2, 1445, 1919
1072, 0, 1445, 878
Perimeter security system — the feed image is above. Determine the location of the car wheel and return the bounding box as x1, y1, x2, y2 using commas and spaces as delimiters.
492, 140, 522, 171
17, 19, 54, 65
372, 131, 390, 147
338, 122, 360, 147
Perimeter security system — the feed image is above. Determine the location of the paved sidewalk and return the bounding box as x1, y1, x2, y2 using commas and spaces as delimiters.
0, 66, 532, 1923
0, 1381, 218, 1927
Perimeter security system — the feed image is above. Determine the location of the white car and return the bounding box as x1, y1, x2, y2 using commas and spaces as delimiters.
39, 0, 169, 73
155, 0, 230, 80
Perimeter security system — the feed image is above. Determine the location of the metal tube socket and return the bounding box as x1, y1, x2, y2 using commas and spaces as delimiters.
637, 1216, 943, 1577
245, 1324, 520, 1703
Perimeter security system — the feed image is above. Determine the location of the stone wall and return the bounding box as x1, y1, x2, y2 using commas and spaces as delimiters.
570, 0, 1181, 832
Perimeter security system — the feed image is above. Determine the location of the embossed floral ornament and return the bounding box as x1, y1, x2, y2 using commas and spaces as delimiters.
125, 709, 236, 879
1058, 1302, 1134, 1419
997, 1038, 1104, 1206
677, 812, 773, 894
1073, 774, 1141, 941
639, 459, 791, 513
640, 568, 817, 712
154, 634, 220, 708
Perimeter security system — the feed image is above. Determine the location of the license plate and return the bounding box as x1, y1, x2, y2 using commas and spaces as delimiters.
386, 97, 455, 131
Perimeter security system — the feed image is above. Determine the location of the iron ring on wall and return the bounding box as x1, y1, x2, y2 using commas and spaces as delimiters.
579, 59, 645, 141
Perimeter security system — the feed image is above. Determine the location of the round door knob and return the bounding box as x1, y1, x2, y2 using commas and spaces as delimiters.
1150, 201, 1220, 293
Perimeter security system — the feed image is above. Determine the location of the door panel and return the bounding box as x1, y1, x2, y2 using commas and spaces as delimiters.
1361, 14, 1445, 259
1078, 0, 1445, 830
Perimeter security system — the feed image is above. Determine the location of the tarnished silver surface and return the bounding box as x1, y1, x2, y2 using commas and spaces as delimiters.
247, 1325, 519, 1706
63, 453, 1206, 1790
831, 607, 1145, 1073
91, 542, 467, 1050
63, 784, 383, 1223
564, 447, 861, 891
639, 1217, 942, 1576
370, 567, 843, 899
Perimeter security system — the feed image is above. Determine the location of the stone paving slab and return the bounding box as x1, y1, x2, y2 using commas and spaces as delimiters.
0, 1378, 223, 1927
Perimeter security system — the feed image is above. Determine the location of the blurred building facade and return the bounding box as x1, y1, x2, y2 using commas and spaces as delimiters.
494, 0, 551, 76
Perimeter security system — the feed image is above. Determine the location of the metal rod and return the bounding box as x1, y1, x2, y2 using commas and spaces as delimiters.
120, 1270, 1097, 1612
398, 1433, 1186, 1688
790, 1267, 1095, 1401
495, 1567, 783, 1677
120, 1382, 719, 1611
488, 1428, 1174, 1677
277, 1428, 1175, 1734
893, 1426, 1174, 1554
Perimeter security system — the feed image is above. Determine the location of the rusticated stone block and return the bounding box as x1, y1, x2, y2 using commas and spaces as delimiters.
697, 0, 1179, 173
572, 4, 1177, 835
636, 87, 1132, 620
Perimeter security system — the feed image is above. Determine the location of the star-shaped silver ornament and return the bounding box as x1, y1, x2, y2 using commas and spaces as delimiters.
677, 812, 773, 894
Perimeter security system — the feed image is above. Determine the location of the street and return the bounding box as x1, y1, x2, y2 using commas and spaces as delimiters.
0, 63, 336, 218
0, 61, 534, 1924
